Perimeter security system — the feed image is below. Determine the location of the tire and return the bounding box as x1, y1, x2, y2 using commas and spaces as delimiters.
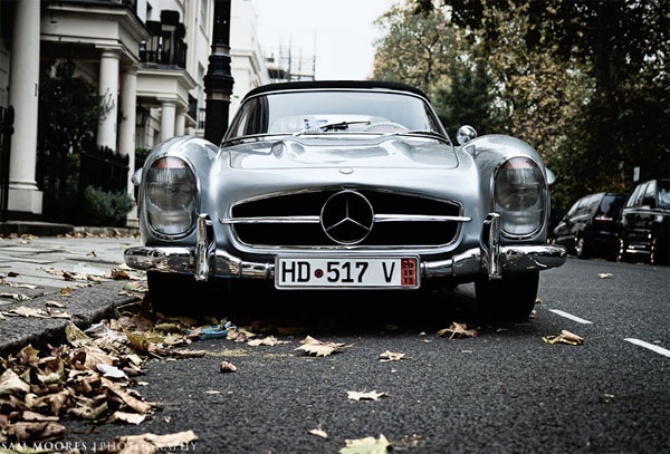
617, 237, 633, 263
650, 234, 670, 266
146, 271, 212, 316
575, 236, 590, 259
475, 271, 539, 322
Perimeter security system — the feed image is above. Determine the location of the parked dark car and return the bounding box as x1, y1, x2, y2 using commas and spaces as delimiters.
551, 192, 627, 260
618, 178, 670, 265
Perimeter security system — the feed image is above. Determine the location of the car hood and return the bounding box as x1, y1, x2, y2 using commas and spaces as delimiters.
226, 135, 459, 169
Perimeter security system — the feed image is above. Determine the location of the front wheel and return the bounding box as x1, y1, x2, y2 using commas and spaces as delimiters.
475, 272, 539, 322
147, 271, 212, 316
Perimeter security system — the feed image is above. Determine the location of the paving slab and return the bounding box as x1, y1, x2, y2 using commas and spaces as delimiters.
0, 231, 146, 356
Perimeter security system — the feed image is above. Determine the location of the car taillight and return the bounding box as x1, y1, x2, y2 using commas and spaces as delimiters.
144, 156, 197, 236
494, 156, 546, 237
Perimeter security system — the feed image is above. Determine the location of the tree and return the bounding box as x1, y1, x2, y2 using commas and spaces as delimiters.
373, 1, 502, 136
38, 59, 110, 223
421, 0, 669, 199
373, 1, 455, 94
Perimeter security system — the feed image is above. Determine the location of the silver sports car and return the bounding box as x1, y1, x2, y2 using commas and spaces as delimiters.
125, 80, 566, 321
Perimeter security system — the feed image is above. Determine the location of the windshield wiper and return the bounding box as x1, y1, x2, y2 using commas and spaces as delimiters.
294, 120, 371, 136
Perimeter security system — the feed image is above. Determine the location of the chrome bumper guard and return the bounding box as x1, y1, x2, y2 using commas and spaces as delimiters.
125, 213, 567, 282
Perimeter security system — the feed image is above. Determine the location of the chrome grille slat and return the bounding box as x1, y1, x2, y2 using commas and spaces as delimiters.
228, 190, 464, 247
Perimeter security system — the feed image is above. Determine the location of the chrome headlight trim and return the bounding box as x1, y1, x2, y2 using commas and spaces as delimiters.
143, 155, 199, 239
493, 155, 547, 239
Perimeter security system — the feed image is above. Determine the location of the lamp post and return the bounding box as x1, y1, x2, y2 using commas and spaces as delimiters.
204, 0, 234, 144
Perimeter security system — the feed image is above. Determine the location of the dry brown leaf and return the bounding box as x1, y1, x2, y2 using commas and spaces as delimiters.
0, 369, 30, 395
110, 411, 146, 425
295, 335, 348, 357
219, 361, 237, 373
103, 379, 155, 415
542, 330, 584, 346
341, 434, 391, 454
0, 292, 31, 301
379, 350, 408, 362
115, 430, 199, 450
2, 421, 66, 443
308, 424, 328, 439
437, 322, 478, 339
346, 390, 388, 401
58, 286, 74, 296
247, 336, 289, 347
6, 306, 49, 318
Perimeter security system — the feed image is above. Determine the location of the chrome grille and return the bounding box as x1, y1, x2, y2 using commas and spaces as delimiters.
229, 190, 462, 247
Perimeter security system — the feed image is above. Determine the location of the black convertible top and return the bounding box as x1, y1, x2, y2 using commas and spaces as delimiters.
244, 80, 429, 100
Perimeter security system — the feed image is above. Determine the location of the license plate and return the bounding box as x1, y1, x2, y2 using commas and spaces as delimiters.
275, 256, 419, 289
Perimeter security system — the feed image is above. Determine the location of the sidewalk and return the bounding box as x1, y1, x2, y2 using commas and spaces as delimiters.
0, 225, 146, 356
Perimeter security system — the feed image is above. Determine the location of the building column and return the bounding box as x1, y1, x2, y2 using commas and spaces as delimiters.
97, 50, 120, 151
175, 109, 186, 136
7, 0, 43, 216
160, 101, 176, 142
118, 66, 138, 225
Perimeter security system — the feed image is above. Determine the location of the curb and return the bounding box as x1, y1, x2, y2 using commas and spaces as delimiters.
0, 280, 141, 357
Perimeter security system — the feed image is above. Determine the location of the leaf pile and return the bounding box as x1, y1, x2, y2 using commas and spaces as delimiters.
0, 337, 154, 445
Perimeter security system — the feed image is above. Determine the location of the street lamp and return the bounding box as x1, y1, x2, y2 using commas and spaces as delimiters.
204, 0, 234, 145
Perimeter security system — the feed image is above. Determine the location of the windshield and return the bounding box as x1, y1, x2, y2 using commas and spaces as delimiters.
225, 90, 447, 141
659, 179, 670, 207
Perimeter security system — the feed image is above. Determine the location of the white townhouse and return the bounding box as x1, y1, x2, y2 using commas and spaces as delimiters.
0, 0, 269, 225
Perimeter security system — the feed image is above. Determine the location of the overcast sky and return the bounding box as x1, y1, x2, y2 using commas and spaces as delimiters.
251, 0, 398, 80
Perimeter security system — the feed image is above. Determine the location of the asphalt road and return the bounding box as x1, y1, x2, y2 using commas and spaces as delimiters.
0, 234, 668, 453
40, 256, 669, 453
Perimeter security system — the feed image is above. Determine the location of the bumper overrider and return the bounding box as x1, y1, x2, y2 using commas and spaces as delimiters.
125, 213, 567, 283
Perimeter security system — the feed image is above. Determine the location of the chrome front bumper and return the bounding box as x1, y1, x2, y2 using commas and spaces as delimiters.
125, 213, 567, 282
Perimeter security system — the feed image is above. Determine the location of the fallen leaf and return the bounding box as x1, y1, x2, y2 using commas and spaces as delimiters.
115, 430, 199, 450
437, 322, 478, 339
219, 361, 237, 373
7, 306, 49, 318
346, 390, 388, 401
110, 411, 146, 425
58, 287, 74, 296
0, 369, 31, 395
542, 330, 584, 346
308, 424, 328, 439
340, 434, 390, 454
3, 421, 66, 443
379, 350, 408, 362
0, 292, 31, 301
247, 336, 289, 347
295, 335, 348, 357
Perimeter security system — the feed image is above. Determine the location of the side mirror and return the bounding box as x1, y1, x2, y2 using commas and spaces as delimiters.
456, 125, 478, 145
131, 168, 142, 186
545, 168, 556, 185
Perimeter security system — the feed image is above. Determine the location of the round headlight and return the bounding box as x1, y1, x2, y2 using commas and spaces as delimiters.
494, 157, 546, 237
144, 156, 197, 236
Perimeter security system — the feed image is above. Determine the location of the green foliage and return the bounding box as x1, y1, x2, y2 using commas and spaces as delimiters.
37, 59, 129, 226
83, 186, 134, 227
